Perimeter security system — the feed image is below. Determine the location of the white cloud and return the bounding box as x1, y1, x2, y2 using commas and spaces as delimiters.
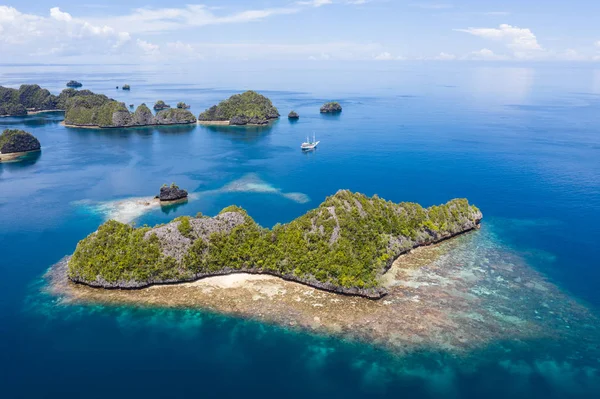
434, 52, 456, 60
596, 41, 600, 48
136, 39, 159, 55
50, 7, 72, 22
0, 6, 131, 56
411, 3, 454, 10
465, 48, 508, 60
455, 24, 542, 52
297, 0, 333, 6
374, 51, 394, 60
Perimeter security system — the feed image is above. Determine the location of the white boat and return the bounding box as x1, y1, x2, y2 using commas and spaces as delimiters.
301, 133, 320, 150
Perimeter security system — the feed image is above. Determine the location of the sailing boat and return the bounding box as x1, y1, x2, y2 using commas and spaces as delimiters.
301, 133, 320, 150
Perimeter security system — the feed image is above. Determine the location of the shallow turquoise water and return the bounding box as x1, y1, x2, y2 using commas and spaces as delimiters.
1, 62, 599, 397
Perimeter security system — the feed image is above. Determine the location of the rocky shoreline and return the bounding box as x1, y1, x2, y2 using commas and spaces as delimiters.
61, 120, 197, 129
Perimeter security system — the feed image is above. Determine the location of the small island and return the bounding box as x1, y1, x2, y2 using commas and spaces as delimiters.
320, 102, 342, 113
66, 80, 83, 88
153, 100, 171, 111
157, 183, 188, 204
288, 111, 299, 119
177, 102, 191, 109
66, 190, 481, 298
198, 91, 280, 126
122, 85, 131, 91
0, 129, 41, 162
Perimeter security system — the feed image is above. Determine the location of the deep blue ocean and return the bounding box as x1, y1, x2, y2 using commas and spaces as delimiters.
1, 62, 599, 398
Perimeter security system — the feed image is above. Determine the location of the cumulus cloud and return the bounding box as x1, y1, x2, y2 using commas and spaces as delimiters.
465, 48, 508, 60
0, 6, 131, 57
455, 24, 542, 53
297, 0, 333, 6
434, 52, 456, 60
374, 52, 394, 60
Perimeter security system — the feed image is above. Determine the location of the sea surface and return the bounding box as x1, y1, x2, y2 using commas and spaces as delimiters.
1, 62, 599, 398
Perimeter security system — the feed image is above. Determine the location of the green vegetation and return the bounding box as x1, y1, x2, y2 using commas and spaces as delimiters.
320, 102, 342, 113
68, 190, 482, 295
0, 129, 41, 154
198, 90, 279, 125
0, 85, 57, 116
66, 81, 82, 88
177, 102, 190, 109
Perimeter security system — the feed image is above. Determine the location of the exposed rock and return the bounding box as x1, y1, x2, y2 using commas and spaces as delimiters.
66, 81, 82, 88
288, 111, 299, 119
159, 184, 188, 202
132, 104, 154, 126
0, 129, 41, 154
153, 100, 170, 111
154, 108, 197, 125
320, 102, 342, 113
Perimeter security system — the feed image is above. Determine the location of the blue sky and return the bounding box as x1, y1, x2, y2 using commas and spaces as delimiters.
1, 1, 600, 63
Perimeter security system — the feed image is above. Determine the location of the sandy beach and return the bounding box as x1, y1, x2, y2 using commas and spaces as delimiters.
0, 149, 40, 162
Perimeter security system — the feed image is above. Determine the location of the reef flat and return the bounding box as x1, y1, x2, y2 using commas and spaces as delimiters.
47, 227, 600, 357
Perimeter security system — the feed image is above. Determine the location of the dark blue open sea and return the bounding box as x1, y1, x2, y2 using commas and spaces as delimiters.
1, 62, 599, 398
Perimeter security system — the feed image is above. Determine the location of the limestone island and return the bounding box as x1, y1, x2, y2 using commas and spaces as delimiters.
0, 84, 84, 116
122, 85, 131, 91
64, 100, 196, 128
66, 80, 83, 88
288, 111, 299, 119
320, 102, 342, 113
154, 100, 171, 111
65, 190, 481, 298
177, 102, 191, 109
0, 129, 41, 162
198, 91, 280, 126
156, 183, 188, 204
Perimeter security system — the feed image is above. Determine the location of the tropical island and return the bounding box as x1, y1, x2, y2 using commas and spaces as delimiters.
177, 102, 191, 109
66, 190, 481, 298
66, 80, 83, 88
122, 85, 131, 91
154, 100, 171, 111
320, 102, 342, 113
288, 111, 299, 119
198, 90, 280, 126
0, 129, 41, 162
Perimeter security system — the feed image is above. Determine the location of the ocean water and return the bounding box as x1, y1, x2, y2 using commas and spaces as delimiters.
1, 62, 600, 398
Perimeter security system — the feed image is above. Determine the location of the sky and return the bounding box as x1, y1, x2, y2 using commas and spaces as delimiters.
1, 0, 600, 64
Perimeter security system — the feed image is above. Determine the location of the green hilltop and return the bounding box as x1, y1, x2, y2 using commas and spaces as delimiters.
198, 90, 280, 125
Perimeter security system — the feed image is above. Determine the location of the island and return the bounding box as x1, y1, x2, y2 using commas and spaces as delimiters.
157, 183, 188, 204
198, 90, 280, 126
320, 102, 342, 113
0, 129, 41, 162
66, 190, 481, 298
288, 111, 299, 119
64, 99, 197, 128
177, 102, 191, 109
154, 100, 171, 111
122, 85, 131, 91
66, 80, 83, 88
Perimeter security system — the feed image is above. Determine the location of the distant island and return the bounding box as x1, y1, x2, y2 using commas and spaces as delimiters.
0, 129, 41, 162
122, 85, 131, 91
0, 84, 196, 128
66, 80, 83, 88
0, 84, 96, 116
320, 102, 342, 113
66, 190, 481, 298
198, 91, 280, 126
288, 111, 299, 119
153, 100, 171, 111
177, 102, 191, 109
